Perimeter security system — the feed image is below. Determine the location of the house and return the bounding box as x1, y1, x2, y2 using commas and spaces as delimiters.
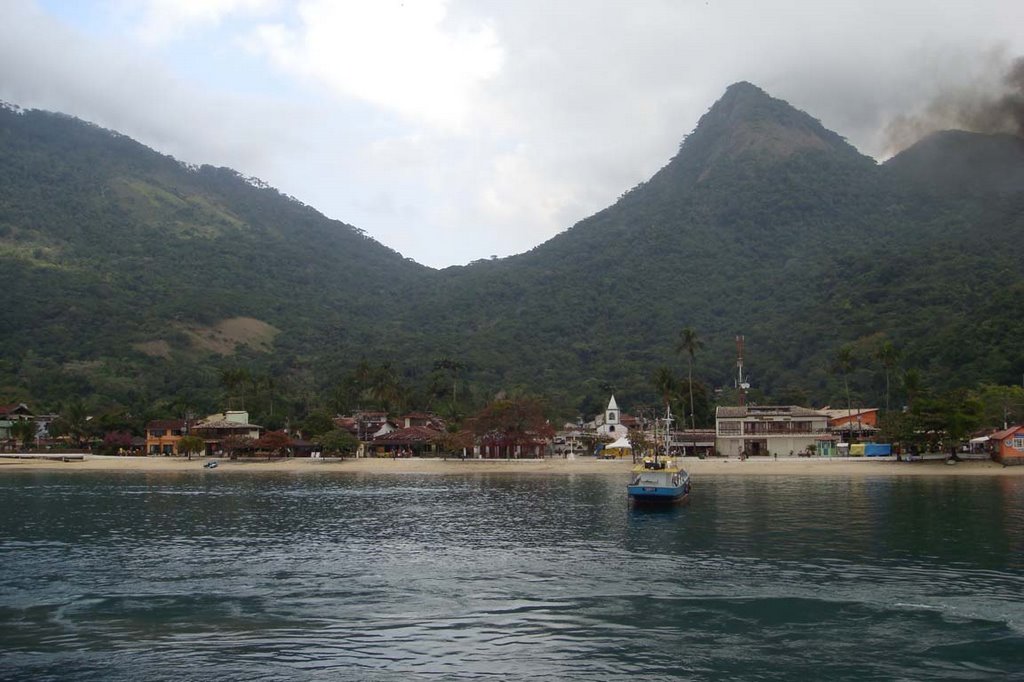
191, 410, 263, 455
373, 425, 443, 456
716, 405, 831, 457
822, 407, 880, 440
990, 426, 1024, 465
0, 403, 33, 442
144, 419, 186, 455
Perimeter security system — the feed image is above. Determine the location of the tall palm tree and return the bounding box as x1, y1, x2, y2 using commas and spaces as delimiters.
875, 341, 902, 414
833, 345, 855, 436
675, 327, 703, 430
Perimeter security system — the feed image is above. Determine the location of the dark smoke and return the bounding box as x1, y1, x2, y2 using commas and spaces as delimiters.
885, 56, 1024, 154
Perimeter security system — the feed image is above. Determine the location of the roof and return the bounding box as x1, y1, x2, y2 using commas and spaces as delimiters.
0, 403, 32, 416
145, 419, 186, 429
717, 405, 827, 419
607, 395, 619, 411
193, 418, 262, 430
821, 408, 879, 420
990, 426, 1024, 441
374, 425, 443, 444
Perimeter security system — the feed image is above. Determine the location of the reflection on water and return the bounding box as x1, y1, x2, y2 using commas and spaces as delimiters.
1, 471, 1023, 680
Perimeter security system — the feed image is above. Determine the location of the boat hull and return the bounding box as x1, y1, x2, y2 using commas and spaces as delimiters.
628, 485, 689, 505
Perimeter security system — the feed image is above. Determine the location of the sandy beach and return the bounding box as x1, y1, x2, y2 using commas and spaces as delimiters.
0, 454, 1019, 477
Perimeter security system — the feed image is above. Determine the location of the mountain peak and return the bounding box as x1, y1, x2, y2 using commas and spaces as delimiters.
641, 82, 870, 192
692, 81, 854, 163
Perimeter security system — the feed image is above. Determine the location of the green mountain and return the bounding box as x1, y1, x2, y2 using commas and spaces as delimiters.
1, 82, 1022, 427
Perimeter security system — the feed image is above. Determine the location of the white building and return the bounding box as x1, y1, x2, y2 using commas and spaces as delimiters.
715, 405, 831, 457
596, 396, 625, 438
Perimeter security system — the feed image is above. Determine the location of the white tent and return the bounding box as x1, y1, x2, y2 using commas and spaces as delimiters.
607, 436, 632, 450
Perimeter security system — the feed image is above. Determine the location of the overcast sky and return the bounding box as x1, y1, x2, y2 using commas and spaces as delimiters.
2, 1, 1023, 268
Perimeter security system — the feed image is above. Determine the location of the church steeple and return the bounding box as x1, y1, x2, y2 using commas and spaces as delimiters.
606, 396, 619, 426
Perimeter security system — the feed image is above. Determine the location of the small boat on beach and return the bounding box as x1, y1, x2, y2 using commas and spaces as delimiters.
627, 405, 691, 506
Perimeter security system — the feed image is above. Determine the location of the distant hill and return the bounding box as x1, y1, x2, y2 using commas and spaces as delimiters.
1, 85, 1022, 426
883, 129, 1024, 195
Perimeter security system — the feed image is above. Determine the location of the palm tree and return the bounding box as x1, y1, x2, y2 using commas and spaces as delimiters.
903, 368, 922, 411
875, 341, 902, 414
833, 345, 855, 436
433, 358, 465, 412
675, 327, 703, 430
652, 366, 677, 413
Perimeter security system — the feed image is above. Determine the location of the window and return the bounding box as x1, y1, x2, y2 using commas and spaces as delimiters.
1012, 437, 1024, 451
150, 429, 165, 437
719, 421, 741, 435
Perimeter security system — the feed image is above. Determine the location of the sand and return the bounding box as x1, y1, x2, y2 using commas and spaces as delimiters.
0, 454, 1018, 477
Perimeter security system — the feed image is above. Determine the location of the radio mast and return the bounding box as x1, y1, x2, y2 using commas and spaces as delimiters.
736, 335, 750, 406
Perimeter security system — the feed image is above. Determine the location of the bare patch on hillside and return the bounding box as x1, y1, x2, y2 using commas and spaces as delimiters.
132, 340, 172, 358
182, 317, 280, 355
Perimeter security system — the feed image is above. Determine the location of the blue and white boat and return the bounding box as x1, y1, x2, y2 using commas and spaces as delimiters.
628, 457, 690, 505
627, 405, 691, 505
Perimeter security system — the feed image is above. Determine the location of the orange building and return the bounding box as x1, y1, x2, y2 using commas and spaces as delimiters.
145, 419, 186, 454
991, 426, 1024, 465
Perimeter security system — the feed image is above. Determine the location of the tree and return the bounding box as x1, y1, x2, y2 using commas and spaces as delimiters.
53, 399, 91, 447
178, 435, 205, 460
468, 396, 554, 458
903, 368, 923, 411
100, 430, 133, 455
675, 327, 703, 430
299, 409, 335, 439
875, 340, 902, 414
433, 358, 465, 413
833, 345, 855, 433
219, 367, 251, 409
314, 429, 359, 456
221, 434, 254, 460
10, 419, 36, 450
255, 430, 292, 456
651, 366, 678, 413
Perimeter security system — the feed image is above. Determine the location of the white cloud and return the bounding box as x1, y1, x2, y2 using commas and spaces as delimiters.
123, 0, 280, 45
247, 0, 504, 130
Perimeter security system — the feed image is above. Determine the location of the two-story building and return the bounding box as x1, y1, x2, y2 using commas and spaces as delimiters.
716, 405, 832, 457
144, 419, 186, 454
191, 410, 263, 455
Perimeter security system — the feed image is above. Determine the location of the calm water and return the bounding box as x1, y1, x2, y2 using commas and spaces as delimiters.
1, 470, 1023, 680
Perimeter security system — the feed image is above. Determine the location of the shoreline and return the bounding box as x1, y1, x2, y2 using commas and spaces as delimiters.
0, 454, 1019, 477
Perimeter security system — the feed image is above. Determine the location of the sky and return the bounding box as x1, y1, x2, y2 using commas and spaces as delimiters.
2, 1, 1023, 268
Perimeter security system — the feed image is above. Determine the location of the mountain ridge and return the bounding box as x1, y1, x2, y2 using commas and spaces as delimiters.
1, 84, 1022, 426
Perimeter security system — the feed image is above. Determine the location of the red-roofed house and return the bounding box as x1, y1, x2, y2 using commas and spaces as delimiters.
991, 426, 1024, 465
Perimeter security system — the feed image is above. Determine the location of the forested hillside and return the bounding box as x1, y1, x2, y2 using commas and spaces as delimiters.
1, 82, 1022, 430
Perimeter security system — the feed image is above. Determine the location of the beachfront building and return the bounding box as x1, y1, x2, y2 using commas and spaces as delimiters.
191, 410, 263, 455
0, 403, 34, 447
715, 405, 832, 457
822, 407, 880, 441
144, 419, 186, 455
991, 425, 1024, 465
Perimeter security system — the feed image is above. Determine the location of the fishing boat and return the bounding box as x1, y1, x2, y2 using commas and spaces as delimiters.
628, 457, 691, 505
627, 406, 691, 506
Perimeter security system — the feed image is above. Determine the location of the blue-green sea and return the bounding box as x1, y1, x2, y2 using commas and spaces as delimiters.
2, 470, 1023, 680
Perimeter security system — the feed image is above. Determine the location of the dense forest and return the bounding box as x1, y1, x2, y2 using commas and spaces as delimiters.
1, 82, 1023, 436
